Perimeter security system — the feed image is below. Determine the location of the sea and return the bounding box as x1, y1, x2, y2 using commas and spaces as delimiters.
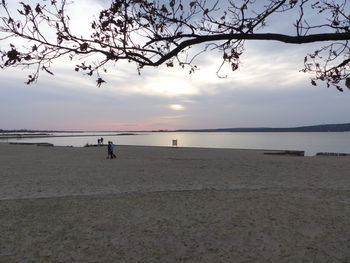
1, 131, 350, 156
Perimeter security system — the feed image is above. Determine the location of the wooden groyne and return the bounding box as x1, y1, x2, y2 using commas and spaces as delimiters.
9, 142, 54, 147
316, 152, 350, 156
264, 150, 305, 156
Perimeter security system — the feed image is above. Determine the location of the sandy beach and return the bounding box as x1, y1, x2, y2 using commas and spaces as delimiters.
0, 143, 349, 262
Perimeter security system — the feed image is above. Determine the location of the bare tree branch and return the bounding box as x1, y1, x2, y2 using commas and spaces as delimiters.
0, 0, 349, 90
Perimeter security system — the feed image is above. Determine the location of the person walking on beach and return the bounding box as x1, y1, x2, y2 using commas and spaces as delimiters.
100, 137, 104, 145
107, 141, 111, 158
107, 141, 116, 159
110, 141, 116, 158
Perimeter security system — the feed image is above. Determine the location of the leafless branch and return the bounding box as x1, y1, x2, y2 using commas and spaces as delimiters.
0, 0, 349, 90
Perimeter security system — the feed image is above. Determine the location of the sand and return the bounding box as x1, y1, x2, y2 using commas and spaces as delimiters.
0, 143, 349, 262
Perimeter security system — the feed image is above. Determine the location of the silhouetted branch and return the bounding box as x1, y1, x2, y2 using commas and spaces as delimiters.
0, 0, 349, 90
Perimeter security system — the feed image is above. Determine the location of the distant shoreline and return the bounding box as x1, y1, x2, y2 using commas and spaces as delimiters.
174, 123, 350, 133
0, 133, 138, 139
1, 122, 350, 133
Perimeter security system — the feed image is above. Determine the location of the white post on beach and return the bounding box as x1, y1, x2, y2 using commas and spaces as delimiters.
172, 139, 178, 147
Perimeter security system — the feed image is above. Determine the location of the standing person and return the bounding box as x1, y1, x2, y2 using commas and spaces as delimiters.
107, 141, 112, 158
97, 138, 101, 145
100, 137, 104, 145
110, 141, 116, 158
107, 141, 116, 159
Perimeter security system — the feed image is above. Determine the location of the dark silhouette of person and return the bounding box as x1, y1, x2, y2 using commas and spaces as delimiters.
107, 141, 116, 159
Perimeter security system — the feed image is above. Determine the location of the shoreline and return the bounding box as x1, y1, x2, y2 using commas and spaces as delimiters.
6, 141, 350, 157
0, 132, 138, 139
2, 131, 350, 158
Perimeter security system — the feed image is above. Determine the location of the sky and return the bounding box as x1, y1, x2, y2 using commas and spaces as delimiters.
0, 0, 349, 131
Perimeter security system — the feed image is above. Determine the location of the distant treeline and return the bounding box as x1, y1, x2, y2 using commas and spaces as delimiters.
174, 123, 350, 132
1, 129, 54, 133
0, 130, 79, 133
2, 123, 350, 133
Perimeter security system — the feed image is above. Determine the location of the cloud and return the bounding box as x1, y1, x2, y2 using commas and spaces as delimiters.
1, 0, 350, 131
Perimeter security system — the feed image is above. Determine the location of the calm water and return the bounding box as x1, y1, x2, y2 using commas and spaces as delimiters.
2, 131, 350, 156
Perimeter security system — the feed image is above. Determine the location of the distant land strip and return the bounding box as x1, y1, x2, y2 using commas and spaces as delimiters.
174, 123, 350, 132
0, 133, 137, 139
1, 123, 350, 134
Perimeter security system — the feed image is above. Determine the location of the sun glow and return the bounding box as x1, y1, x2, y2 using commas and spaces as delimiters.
170, 104, 185, 111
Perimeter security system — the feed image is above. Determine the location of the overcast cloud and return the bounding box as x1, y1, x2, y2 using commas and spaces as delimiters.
0, 0, 349, 131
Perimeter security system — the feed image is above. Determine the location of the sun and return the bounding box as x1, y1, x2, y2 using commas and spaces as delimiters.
170, 104, 185, 111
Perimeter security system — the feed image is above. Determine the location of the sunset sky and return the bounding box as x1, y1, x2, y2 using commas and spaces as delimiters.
1, 0, 349, 131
